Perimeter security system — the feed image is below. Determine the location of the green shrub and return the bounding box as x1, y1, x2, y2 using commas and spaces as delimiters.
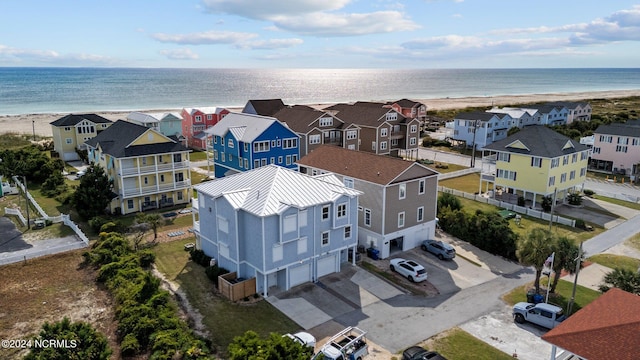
518, 196, 526, 207
138, 250, 156, 268
89, 216, 109, 233
583, 189, 595, 197
542, 196, 553, 212
24, 317, 111, 360
120, 333, 141, 357
438, 192, 462, 212
575, 219, 586, 229
190, 249, 212, 267
205, 264, 230, 284
567, 192, 583, 206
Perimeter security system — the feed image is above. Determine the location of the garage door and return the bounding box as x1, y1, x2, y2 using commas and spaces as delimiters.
317, 254, 337, 279
289, 263, 311, 288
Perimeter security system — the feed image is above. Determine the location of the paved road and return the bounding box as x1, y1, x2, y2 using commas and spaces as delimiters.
582, 213, 640, 256
583, 178, 640, 203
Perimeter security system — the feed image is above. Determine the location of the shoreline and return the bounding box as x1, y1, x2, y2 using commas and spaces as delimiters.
2, 89, 639, 138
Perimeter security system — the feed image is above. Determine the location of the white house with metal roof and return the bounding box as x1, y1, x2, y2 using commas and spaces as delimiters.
192, 164, 361, 296
126, 111, 183, 138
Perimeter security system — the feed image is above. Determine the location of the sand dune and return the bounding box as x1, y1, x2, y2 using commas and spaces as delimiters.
1, 89, 639, 138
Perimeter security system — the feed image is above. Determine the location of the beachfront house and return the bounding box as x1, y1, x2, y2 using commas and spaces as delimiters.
546, 101, 592, 124
242, 98, 286, 117
526, 104, 569, 126
181, 107, 230, 150
324, 102, 421, 160
85, 120, 191, 215
590, 120, 640, 181
126, 111, 184, 139
191, 164, 362, 296
450, 111, 514, 150
388, 99, 428, 130
479, 125, 589, 206
50, 114, 113, 161
297, 145, 438, 259
204, 112, 300, 178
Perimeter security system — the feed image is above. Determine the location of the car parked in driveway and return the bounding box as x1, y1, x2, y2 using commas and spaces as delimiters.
283, 331, 316, 348
512, 302, 566, 329
402, 346, 447, 360
421, 240, 456, 260
390, 258, 428, 283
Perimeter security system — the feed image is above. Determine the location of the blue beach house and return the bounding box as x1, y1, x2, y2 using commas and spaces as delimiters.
204, 112, 300, 178
191, 165, 362, 296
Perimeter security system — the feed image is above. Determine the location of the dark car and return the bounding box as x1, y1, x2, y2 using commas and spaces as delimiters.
402, 346, 447, 360
421, 240, 456, 260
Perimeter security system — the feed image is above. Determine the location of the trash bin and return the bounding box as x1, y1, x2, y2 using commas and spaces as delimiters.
366, 247, 380, 260
526, 290, 536, 303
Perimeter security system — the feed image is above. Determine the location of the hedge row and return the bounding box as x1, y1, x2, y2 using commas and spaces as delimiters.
84, 232, 214, 359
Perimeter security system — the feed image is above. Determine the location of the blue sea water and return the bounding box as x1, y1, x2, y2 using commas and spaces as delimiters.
1, 67, 639, 115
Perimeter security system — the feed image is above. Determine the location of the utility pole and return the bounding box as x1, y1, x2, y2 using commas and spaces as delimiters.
23, 176, 30, 229
471, 120, 480, 168
32, 119, 36, 141
567, 242, 583, 315
548, 187, 557, 232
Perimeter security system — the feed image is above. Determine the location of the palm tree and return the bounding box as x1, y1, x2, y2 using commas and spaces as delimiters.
549, 236, 581, 293
135, 212, 164, 242
516, 228, 555, 294
599, 268, 640, 295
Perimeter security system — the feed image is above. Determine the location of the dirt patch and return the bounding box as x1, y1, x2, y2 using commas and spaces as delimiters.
0, 250, 120, 359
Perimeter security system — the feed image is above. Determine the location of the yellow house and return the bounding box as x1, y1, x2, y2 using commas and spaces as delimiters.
480, 125, 589, 206
50, 114, 113, 161
85, 120, 191, 215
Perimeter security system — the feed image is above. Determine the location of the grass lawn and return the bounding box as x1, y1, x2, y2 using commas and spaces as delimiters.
189, 150, 209, 162
590, 194, 640, 211
587, 254, 640, 272
153, 239, 299, 355
424, 328, 514, 360
439, 173, 484, 193
629, 233, 640, 252
502, 278, 601, 315
425, 162, 469, 174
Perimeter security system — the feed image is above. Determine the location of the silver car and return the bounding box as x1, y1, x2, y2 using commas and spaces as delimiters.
389, 258, 428, 282
421, 240, 456, 260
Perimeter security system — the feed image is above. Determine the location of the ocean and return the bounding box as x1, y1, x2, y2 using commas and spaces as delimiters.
1, 67, 640, 115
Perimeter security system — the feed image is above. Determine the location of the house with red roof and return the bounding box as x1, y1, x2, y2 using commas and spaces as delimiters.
541, 288, 640, 360
181, 107, 230, 150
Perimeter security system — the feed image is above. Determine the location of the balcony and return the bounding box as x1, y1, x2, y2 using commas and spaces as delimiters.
191, 198, 199, 212
390, 131, 405, 140
121, 180, 191, 198
481, 173, 496, 182
119, 161, 190, 176
482, 154, 497, 164
193, 220, 200, 232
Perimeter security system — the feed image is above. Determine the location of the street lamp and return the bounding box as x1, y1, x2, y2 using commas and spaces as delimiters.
32, 119, 36, 141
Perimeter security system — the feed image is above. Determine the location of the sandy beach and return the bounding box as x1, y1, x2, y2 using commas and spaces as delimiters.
2, 89, 639, 138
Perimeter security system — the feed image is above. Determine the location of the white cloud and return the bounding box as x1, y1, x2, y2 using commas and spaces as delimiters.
237, 38, 303, 50
0, 45, 113, 64
152, 31, 257, 45
201, 0, 419, 37
272, 11, 420, 36
160, 48, 200, 60
201, 0, 349, 19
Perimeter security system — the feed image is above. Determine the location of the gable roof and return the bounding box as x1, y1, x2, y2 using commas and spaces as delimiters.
272, 106, 337, 134
243, 99, 287, 117
204, 112, 292, 142
85, 120, 187, 158
127, 111, 182, 124
483, 125, 588, 157
325, 103, 404, 127
50, 114, 113, 126
195, 164, 361, 217
455, 111, 508, 121
542, 288, 640, 360
392, 99, 423, 108
297, 145, 437, 186
594, 120, 640, 137
183, 107, 226, 116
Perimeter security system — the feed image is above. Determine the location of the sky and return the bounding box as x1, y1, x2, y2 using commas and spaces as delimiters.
1, 0, 640, 68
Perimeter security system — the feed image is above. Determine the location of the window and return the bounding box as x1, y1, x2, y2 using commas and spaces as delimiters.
618, 137, 629, 145
633, 138, 640, 146
563, 155, 569, 165
380, 128, 388, 137
337, 203, 347, 218
497, 169, 517, 180
498, 153, 510, 162
551, 158, 560, 168
282, 138, 297, 149
344, 178, 354, 188
599, 135, 613, 143
580, 167, 586, 177
214, 150, 218, 160
297, 237, 307, 255
346, 130, 357, 140
64, 127, 71, 132
616, 145, 628, 153
398, 212, 405, 228
273, 244, 283, 262
292, 154, 298, 163
344, 226, 351, 239
239, 158, 243, 168
144, 177, 148, 185
213, 136, 217, 144
244, 159, 248, 169
277, 139, 281, 147
195, 115, 202, 122
207, 114, 212, 120
228, 138, 234, 148
372, 141, 376, 150
160, 174, 164, 182
321, 231, 330, 246
409, 137, 417, 145
410, 124, 418, 133
560, 173, 567, 183
271, 140, 276, 147
229, 154, 233, 162
319, 117, 333, 127
127, 199, 134, 209
286, 155, 291, 165
278, 156, 283, 164
592, 147, 601, 154
217, 217, 228, 233
399, 184, 406, 199
283, 214, 297, 233
254, 159, 260, 168
298, 210, 307, 228
221, 152, 225, 162
549, 176, 556, 186
261, 158, 267, 166
322, 205, 330, 220
244, 143, 249, 152
417, 207, 424, 222
572, 153, 578, 163
418, 179, 425, 194
253, 141, 270, 152
65, 138, 73, 144
177, 192, 183, 200
570, 170, 576, 180
531, 157, 542, 168
175, 173, 184, 182
364, 209, 371, 227
380, 141, 387, 150
309, 135, 321, 144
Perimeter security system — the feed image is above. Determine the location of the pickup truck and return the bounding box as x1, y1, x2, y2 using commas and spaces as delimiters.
512, 302, 566, 329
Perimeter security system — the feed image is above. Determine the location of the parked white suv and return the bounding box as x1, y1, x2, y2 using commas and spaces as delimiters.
390, 258, 428, 282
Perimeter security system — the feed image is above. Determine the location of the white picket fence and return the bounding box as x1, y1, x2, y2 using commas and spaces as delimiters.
4, 207, 27, 226
438, 167, 481, 180
439, 186, 576, 227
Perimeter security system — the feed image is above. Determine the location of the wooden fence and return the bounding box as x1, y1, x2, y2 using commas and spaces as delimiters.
218, 272, 257, 301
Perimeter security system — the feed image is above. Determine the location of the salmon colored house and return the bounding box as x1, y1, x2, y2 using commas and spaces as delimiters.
181, 107, 229, 150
